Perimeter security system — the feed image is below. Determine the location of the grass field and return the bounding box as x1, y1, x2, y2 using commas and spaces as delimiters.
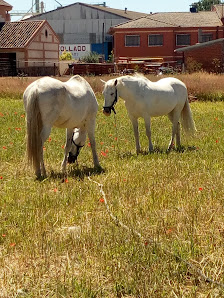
0, 74, 224, 297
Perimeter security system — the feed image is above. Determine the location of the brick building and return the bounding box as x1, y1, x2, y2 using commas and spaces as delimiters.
0, 20, 59, 76
175, 38, 224, 73
109, 7, 224, 67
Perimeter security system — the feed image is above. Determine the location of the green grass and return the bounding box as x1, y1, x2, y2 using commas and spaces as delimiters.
0, 95, 224, 297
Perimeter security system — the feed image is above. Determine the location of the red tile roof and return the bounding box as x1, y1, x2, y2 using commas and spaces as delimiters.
0, 20, 45, 48
0, 0, 12, 8
112, 11, 223, 29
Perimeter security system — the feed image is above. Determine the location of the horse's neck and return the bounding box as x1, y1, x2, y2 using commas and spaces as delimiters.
117, 78, 134, 101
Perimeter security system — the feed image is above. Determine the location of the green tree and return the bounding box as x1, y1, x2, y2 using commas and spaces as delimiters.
192, 0, 221, 11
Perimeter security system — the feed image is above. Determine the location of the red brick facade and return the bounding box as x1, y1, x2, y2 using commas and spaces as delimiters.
176, 39, 224, 72
110, 9, 224, 66
113, 27, 224, 64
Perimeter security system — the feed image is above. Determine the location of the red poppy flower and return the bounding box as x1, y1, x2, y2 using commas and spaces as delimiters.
65, 178, 68, 183
199, 187, 203, 191
20, 115, 25, 118
0, 176, 3, 179
10, 243, 16, 247
0, 112, 4, 117
2, 234, 6, 237
53, 188, 58, 192
2, 146, 6, 150
99, 198, 104, 203
101, 151, 107, 157
166, 228, 173, 235
87, 142, 91, 147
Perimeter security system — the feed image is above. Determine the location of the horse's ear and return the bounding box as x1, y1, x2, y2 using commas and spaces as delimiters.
100, 79, 106, 85
114, 79, 118, 86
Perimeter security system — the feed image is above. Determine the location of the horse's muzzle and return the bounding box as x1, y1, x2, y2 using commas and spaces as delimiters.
103, 107, 111, 116
68, 152, 77, 163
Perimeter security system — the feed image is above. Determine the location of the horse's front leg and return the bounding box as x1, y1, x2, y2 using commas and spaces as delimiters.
61, 128, 73, 173
130, 116, 141, 154
144, 117, 153, 152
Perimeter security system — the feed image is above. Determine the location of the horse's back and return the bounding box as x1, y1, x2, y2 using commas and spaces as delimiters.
119, 75, 188, 117
23, 76, 98, 129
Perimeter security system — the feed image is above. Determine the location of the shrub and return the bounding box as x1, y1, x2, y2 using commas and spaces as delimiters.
80, 52, 100, 63
186, 57, 202, 73
60, 51, 73, 61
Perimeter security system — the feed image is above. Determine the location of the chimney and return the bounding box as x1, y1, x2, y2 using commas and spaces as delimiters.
40, 1, 44, 13
35, 0, 40, 13
125, 7, 127, 13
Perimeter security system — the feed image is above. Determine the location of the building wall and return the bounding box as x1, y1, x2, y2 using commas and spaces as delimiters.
113, 27, 224, 63
184, 42, 224, 72
32, 3, 129, 44
26, 24, 59, 67
0, 6, 11, 21
31, 3, 131, 60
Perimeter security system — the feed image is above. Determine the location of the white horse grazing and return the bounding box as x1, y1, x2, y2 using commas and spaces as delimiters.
102, 74, 196, 153
23, 75, 100, 178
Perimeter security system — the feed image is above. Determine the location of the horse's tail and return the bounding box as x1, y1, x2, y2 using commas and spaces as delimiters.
181, 97, 197, 135
25, 87, 43, 171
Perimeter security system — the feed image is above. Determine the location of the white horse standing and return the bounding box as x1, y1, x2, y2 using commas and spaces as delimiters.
102, 74, 196, 153
23, 75, 100, 178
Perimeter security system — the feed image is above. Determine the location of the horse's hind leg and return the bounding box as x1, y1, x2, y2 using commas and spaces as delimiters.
176, 122, 181, 148
87, 118, 100, 168
130, 116, 141, 154
144, 117, 153, 152
168, 111, 181, 150
40, 126, 51, 177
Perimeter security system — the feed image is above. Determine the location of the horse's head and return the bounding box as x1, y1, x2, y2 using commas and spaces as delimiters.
101, 79, 118, 116
68, 129, 85, 164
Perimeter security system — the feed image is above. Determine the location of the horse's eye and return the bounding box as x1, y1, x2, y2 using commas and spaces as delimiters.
110, 93, 114, 96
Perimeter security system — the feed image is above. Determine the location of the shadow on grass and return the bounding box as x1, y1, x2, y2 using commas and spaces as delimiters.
117, 145, 198, 159
50, 165, 105, 181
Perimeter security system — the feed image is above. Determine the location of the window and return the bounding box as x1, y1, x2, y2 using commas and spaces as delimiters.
45, 29, 48, 38
125, 35, 140, 47
176, 34, 190, 46
148, 34, 163, 46
201, 34, 213, 43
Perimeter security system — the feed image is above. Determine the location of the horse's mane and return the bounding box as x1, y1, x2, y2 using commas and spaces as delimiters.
68, 75, 84, 82
133, 72, 145, 78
